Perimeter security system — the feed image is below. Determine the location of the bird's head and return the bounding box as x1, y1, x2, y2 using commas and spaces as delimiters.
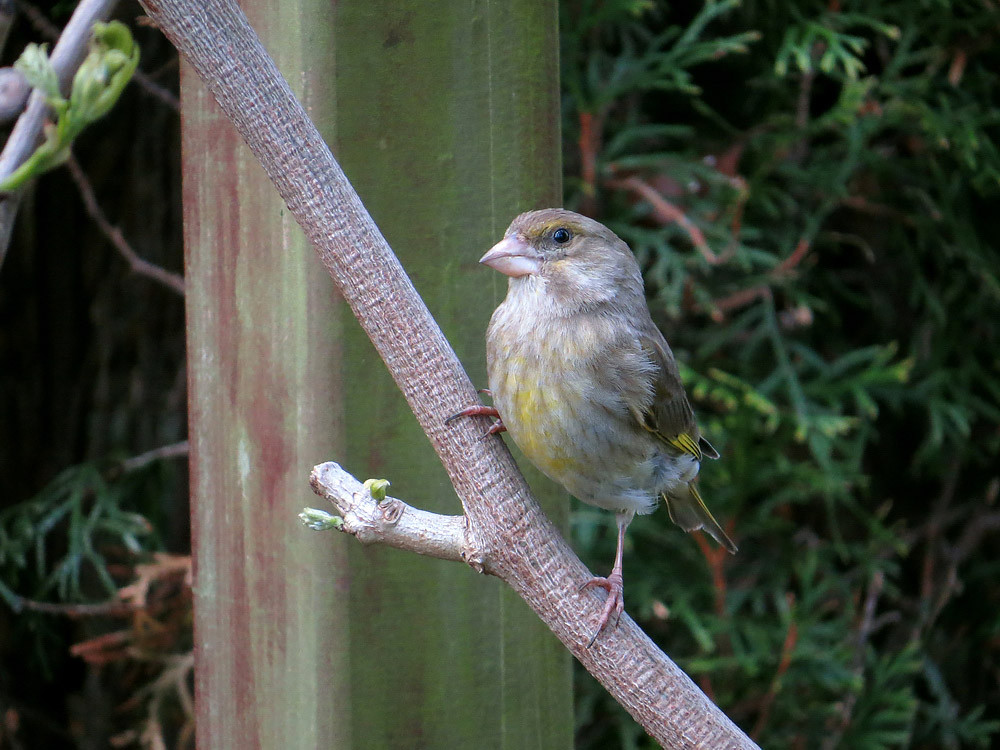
480, 208, 644, 313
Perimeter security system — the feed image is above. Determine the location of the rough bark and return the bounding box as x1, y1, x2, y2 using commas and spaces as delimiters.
140, 0, 758, 746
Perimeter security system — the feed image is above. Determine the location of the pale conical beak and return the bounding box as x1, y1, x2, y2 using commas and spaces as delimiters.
479, 236, 542, 278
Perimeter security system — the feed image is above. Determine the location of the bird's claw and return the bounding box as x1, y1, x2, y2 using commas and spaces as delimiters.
581, 572, 625, 647
481, 418, 505, 438
445, 403, 506, 437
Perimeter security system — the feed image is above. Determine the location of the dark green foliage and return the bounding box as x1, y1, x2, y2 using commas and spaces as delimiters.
0, 461, 161, 612
562, 1, 999, 747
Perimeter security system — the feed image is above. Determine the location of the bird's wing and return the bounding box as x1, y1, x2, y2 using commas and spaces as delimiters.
631, 327, 736, 553
629, 326, 718, 462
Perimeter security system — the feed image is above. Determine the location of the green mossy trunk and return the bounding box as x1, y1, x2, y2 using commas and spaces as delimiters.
182, 1, 570, 747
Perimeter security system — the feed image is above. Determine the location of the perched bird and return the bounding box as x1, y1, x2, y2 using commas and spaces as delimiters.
453, 208, 736, 644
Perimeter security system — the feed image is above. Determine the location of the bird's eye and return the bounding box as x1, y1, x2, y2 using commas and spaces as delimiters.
552, 227, 571, 244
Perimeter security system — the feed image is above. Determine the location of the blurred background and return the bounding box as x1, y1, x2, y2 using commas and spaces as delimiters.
0, 1, 997, 748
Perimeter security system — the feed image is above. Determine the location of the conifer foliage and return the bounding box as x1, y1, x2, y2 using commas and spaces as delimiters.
562, 2, 1000, 747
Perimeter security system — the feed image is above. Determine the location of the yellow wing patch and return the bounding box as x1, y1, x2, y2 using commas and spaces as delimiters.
630, 404, 703, 461
666, 432, 703, 461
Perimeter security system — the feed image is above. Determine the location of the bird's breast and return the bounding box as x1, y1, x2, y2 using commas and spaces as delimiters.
488, 329, 588, 482
485, 286, 659, 511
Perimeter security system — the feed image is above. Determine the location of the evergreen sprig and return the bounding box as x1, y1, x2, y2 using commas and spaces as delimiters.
563, 1, 1000, 747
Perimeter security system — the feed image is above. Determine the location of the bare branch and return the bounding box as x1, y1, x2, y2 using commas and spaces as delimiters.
65, 153, 185, 295
309, 462, 476, 566
138, 1, 758, 746
119, 440, 190, 473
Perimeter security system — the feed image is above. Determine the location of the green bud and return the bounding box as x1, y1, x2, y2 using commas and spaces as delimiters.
69, 21, 140, 130
298, 507, 344, 531
363, 478, 391, 502
0, 22, 139, 193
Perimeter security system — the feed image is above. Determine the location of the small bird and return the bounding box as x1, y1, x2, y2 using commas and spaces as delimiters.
452, 208, 736, 645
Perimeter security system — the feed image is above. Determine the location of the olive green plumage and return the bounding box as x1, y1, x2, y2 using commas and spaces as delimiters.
479, 208, 736, 637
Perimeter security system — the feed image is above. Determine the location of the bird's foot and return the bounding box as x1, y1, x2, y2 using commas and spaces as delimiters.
580, 571, 625, 647
445, 402, 506, 437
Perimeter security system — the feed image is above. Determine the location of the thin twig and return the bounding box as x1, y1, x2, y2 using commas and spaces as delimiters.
788, 50, 816, 166
951, 509, 1000, 563
723, 176, 748, 258
708, 238, 812, 322
16, 596, 138, 617
131, 69, 180, 110
773, 238, 811, 275
709, 285, 772, 322
65, 152, 185, 295
117, 553, 192, 609
0, 0, 15, 52
70, 628, 133, 663
821, 570, 885, 750
925, 509, 1000, 635
310, 462, 474, 565
752, 592, 799, 740
694, 531, 731, 624
14, 0, 60, 40
608, 174, 721, 265
139, 652, 195, 750
915, 459, 960, 640
839, 195, 915, 226
119, 440, 189, 473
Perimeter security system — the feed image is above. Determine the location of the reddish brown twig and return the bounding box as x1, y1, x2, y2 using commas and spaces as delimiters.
752, 592, 799, 740
709, 285, 772, 322
774, 238, 811, 275
839, 195, 915, 225
608, 174, 721, 265
694, 530, 731, 623
117, 554, 192, 610
70, 629, 133, 664
723, 177, 748, 258
708, 237, 811, 322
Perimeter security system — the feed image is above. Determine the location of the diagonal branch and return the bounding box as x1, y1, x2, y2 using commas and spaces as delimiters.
138, 1, 757, 747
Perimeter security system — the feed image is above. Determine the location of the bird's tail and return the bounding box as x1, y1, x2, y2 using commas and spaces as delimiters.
663, 483, 738, 554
